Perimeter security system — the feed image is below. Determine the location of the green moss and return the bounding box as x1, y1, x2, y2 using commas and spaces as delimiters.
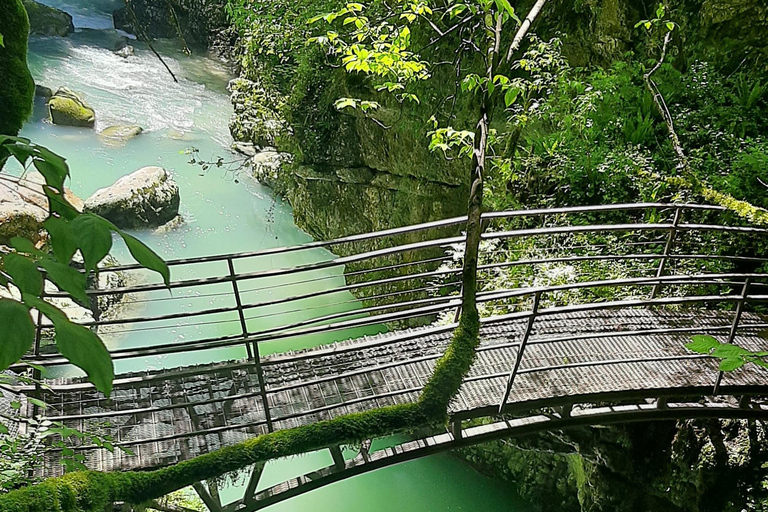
47, 89, 96, 128
662, 174, 768, 226
0, 0, 35, 137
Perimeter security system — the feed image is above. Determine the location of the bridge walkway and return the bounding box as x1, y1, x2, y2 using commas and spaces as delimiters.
36, 307, 768, 474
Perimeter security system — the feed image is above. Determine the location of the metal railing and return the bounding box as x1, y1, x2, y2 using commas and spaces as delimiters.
9, 203, 768, 444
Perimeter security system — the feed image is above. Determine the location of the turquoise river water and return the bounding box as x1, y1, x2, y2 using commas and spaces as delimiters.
18, 1, 532, 509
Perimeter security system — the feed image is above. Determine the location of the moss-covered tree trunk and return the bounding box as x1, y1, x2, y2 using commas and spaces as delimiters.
0, 0, 35, 137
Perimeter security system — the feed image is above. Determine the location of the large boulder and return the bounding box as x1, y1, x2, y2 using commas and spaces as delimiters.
84, 166, 180, 228
48, 87, 96, 128
22, 0, 74, 37
0, 171, 84, 244
0, 0, 35, 137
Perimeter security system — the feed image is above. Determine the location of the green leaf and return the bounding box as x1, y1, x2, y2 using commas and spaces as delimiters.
44, 216, 79, 263
43, 188, 79, 220
32, 159, 66, 193
3, 253, 43, 296
749, 357, 768, 369
5, 143, 34, 166
0, 34, 4, 48
0, 423, 8, 435
665, 21, 675, 31
118, 231, 170, 286
504, 87, 520, 107
52, 315, 114, 396
39, 258, 89, 305
711, 343, 750, 358
0, 299, 35, 370
27, 397, 47, 409
685, 335, 720, 354
493, 0, 514, 17
10, 237, 42, 256
719, 357, 745, 372
71, 214, 113, 272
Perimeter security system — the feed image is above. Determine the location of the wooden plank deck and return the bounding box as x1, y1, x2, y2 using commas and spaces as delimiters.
36, 307, 768, 476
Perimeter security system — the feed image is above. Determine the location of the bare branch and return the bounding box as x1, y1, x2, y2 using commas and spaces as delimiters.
504, 0, 549, 64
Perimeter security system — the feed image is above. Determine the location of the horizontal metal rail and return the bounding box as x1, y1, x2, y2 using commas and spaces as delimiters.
18, 203, 768, 479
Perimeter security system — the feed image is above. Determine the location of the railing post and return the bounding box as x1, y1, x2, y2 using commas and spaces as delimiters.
453, 283, 464, 323
651, 207, 682, 299
227, 257, 273, 432
713, 277, 751, 395
31, 271, 48, 416
498, 291, 541, 413
228, 257, 254, 361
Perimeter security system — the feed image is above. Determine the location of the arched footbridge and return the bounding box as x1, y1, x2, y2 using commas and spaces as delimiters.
5, 203, 768, 510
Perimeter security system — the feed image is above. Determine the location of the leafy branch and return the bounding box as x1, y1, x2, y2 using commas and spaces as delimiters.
685, 334, 768, 372
0, 136, 170, 396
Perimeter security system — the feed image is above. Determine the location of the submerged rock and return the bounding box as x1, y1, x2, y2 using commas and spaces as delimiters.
22, 0, 74, 37
98, 124, 143, 146
153, 215, 184, 234
34, 84, 53, 99
48, 87, 96, 128
114, 45, 135, 59
85, 166, 180, 228
0, 171, 83, 244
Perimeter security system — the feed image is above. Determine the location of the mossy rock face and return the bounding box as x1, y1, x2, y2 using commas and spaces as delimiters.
47, 87, 96, 128
22, 0, 74, 37
0, 0, 35, 137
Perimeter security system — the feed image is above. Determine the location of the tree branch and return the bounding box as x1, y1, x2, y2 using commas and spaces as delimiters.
643, 30, 690, 174
505, 0, 549, 64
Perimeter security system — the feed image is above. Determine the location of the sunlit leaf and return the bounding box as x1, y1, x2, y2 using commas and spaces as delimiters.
711, 343, 750, 358
719, 357, 745, 372
685, 335, 719, 354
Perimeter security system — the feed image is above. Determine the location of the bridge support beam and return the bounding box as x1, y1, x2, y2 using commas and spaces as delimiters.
193, 481, 223, 512
451, 419, 463, 440
243, 462, 267, 506
329, 445, 346, 471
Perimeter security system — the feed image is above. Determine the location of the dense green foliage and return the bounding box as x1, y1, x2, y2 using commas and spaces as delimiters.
5, 0, 768, 510
0, 0, 34, 137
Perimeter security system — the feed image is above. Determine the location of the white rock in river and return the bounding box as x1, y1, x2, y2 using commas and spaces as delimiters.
0, 171, 83, 244
84, 166, 180, 229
